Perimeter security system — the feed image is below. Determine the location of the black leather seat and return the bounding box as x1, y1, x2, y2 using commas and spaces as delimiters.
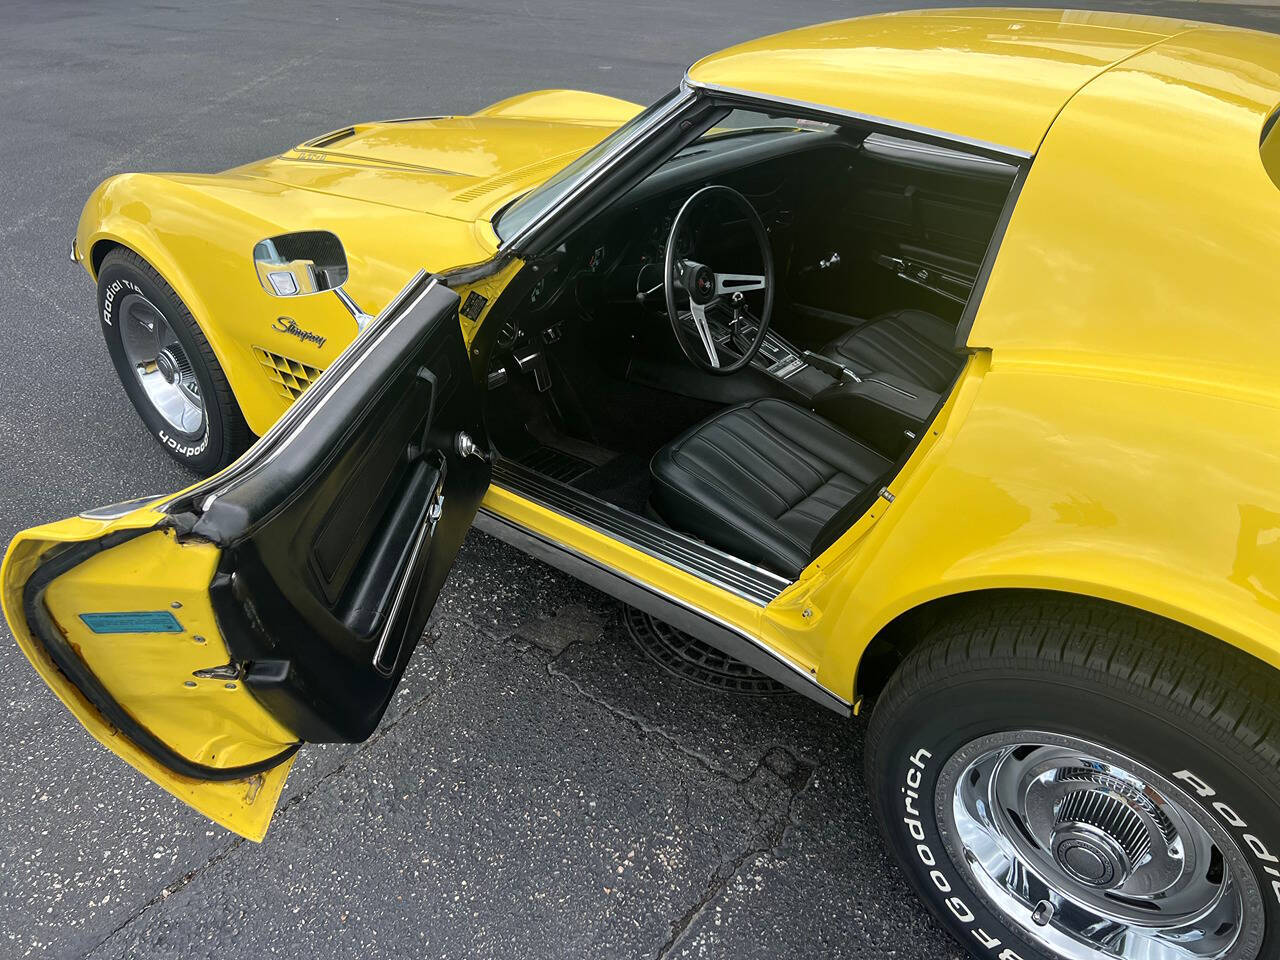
820, 308, 962, 393
649, 398, 893, 579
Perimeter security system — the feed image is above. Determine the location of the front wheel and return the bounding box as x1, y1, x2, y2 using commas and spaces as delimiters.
866, 596, 1280, 960
97, 248, 249, 475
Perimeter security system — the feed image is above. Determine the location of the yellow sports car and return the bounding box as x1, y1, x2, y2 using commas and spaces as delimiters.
6, 9, 1280, 960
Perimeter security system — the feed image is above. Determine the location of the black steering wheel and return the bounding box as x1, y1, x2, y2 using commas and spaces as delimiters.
664, 185, 774, 375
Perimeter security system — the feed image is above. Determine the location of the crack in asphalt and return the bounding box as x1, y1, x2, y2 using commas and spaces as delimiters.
654, 756, 818, 960
517, 612, 826, 960
83, 833, 251, 960
82, 601, 812, 959
545, 654, 738, 780
472, 600, 749, 778
79, 642, 451, 959
518, 603, 795, 787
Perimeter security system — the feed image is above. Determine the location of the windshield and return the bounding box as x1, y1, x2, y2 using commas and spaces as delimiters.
494, 88, 685, 243
667, 110, 826, 161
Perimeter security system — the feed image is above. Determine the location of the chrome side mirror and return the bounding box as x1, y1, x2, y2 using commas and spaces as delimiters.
253, 230, 374, 331
253, 230, 349, 297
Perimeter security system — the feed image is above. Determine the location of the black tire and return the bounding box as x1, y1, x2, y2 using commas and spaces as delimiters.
97, 248, 249, 475
865, 595, 1280, 960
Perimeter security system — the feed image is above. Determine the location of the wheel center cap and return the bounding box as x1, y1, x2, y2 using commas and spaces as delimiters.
1049, 787, 1154, 890
1055, 834, 1122, 887
156, 349, 179, 384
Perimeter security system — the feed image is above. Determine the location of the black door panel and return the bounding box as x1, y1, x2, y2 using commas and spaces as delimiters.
188, 273, 489, 743
780, 141, 1016, 341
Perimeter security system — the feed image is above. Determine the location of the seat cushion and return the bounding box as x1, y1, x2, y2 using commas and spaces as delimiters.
649, 398, 893, 578
821, 308, 962, 392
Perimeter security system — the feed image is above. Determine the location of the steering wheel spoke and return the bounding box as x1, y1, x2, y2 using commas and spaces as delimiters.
687, 298, 721, 369
714, 273, 766, 297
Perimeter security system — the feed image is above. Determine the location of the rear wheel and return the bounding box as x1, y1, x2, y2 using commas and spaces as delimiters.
97, 248, 249, 475
865, 596, 1280, 960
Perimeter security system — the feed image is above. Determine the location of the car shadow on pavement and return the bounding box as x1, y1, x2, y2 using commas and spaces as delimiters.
86, 529, 964, 959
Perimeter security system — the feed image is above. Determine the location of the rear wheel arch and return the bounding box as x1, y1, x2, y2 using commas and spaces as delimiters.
852, 587, 1279, 706
863, 589, 1280, 960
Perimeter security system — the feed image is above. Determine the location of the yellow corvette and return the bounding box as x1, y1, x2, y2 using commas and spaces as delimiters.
6, 8, 1280, 959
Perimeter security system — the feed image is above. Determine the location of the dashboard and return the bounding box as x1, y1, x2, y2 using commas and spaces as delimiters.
493, 127, 848, 351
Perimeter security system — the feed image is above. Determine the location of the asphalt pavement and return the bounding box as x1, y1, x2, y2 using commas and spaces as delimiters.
3, 1, 1279, 958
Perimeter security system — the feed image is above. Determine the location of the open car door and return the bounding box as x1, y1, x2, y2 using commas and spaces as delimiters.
1, 272, 490, 841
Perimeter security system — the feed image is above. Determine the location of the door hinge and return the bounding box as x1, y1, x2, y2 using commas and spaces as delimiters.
878, 486, 895, 504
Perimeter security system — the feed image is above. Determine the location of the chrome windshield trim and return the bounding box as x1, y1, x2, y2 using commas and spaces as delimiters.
379, 115, 445, 124
496, 86, 699, 253
681, 75, 1033, 164
497, 75, 1027, 254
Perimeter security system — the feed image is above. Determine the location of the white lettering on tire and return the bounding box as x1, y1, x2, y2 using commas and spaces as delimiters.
158, 428, 208, 458
1173, 769, 1280, 906
101, 277, 141, 327
104, 278, 209, 457
897, 751, 1279, 959
899, 747, 1027, 960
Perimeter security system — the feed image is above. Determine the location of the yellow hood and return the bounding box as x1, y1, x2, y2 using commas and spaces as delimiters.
228, 90, 642, 222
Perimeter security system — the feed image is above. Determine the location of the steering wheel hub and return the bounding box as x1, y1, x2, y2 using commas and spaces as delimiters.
688, 264, 716, 304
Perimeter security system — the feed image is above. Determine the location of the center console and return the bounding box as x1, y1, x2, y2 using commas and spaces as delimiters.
721, 319, 841, 399
739, 322, 943, 457
810, 372, 941, 456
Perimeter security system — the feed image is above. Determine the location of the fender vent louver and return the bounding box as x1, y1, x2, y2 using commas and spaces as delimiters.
452, 154, 574, 204
254, 347, 324, 400
305, 127, 357, 149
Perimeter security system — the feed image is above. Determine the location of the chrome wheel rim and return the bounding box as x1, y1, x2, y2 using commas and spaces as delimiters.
118, 293, 205, 435
936, 731, 1264, 960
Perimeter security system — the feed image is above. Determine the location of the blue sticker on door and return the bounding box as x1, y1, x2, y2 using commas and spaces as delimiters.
79, 611, 183, 634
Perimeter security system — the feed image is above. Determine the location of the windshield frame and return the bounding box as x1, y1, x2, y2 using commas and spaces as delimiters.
494, 86, 696, 251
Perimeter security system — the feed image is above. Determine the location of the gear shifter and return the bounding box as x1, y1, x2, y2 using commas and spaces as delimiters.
730, 305, 754, 354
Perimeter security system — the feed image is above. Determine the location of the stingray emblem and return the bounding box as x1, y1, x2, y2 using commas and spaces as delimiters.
272, 316, 327, 348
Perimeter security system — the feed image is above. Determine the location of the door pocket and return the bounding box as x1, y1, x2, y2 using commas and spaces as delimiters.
341, 455, 445, 642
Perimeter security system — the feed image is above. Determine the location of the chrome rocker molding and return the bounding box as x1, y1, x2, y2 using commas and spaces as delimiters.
474, 507, 851, 715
